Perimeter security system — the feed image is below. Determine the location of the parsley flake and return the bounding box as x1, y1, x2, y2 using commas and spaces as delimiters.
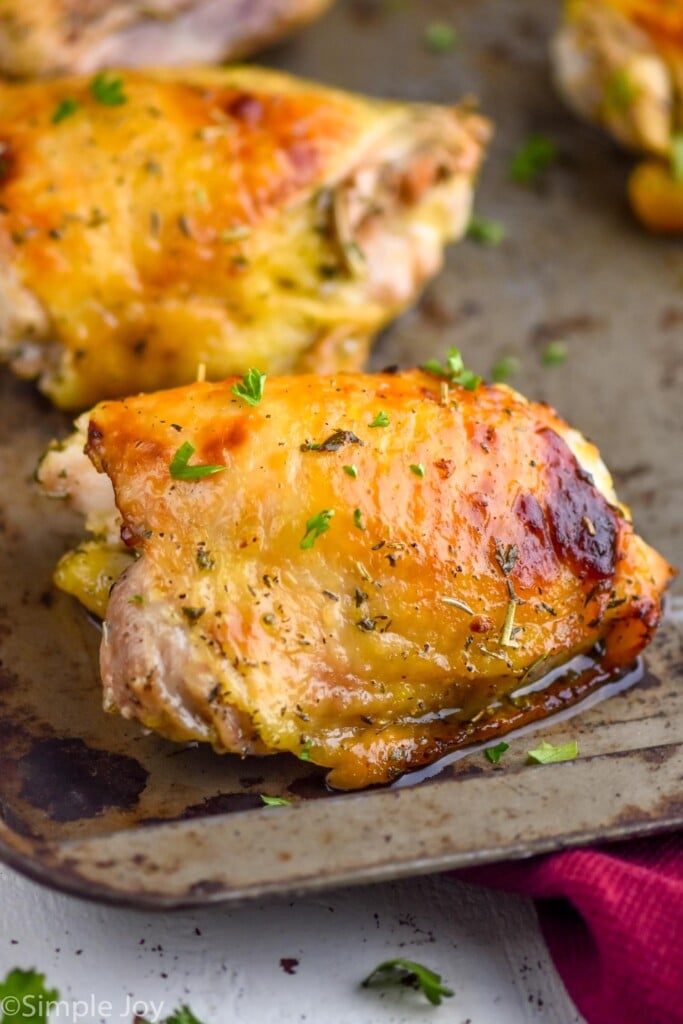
299, 739, 313, 761
422, 347, 481, 390
424, 20, 458, 53
671, 133, 683, 182
485, 741, 509, 764
363, 959, 454, 1006
90, 72, 127, 106
343, 464, 359, 478
527, 740, 579, 764
605, 68, 637, 111
542, 339, 568, 367
300, 509, 335, 549
0, 968, 59, 1023
260, 794, 292, 807
353, 508, 365, 531
369, 411, 390, 428
164, 1008, 206, 1024
231, 367, 266, 406
52, 98, 80, 124
196, 545, 216, 570
182, 606, 205, 622
510, 135, 558, 186
410, 463, 425, 478
467, 214, 505, 246
169, 442, 226, 480
491, 355, 521, 382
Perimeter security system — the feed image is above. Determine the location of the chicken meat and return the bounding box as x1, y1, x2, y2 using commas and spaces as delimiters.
39, 366, 674, 789
0, 0, 333, 77
553, 0, 683, 232
0, 66, 490, 409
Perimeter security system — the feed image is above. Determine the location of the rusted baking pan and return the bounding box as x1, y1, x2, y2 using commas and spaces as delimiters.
0, 604, 681, 908
0, 0, 682, 906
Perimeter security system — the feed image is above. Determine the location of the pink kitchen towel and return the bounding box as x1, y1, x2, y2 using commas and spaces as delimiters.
457, 832, 683, 1024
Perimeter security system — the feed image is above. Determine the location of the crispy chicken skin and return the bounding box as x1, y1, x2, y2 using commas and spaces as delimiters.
0, 0, 333, 77
0, 67, 490, 409
39, 370, 673, 789
553, 0, 683, 232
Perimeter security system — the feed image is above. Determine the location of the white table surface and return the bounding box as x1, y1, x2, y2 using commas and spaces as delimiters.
0, 863, 586, 1023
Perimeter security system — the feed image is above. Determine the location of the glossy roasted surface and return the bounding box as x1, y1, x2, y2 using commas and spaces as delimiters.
0, 66, 488, 408
47, 371, 672, 788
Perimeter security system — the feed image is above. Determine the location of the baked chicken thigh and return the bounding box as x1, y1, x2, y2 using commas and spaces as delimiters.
39, 367, 673, 789
553, 0, 683, 232
0, 0, 333, 77
0, 67, 489, 409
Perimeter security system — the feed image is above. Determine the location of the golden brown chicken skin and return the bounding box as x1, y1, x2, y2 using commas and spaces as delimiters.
0, 66, 490, 409
39, 368, 673, 789
0, 0, 333, 77
554, 0, 683, 232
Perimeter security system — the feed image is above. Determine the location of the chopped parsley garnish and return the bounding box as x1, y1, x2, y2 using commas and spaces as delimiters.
0, 968, 58, 1023
410, 463, 425, 478
363, 959, 454, 1006
90, 72, 127, 106
164, 1009, 206, 1024
169, 441, 226, 480
510, 135, 558, 186
128, 594, 144, 606
422, 347, 481, 390
353, 508, 365, 531
182, 606, 205, 622
542, 339, 568, 367
299, 739, 313, 761
671, 133, 683, 182
491, 355, 521, 382
467, 214, 505, 246
424, 20, 458, 53
260, 794, 292, 807
527, 739, 579, 764
196, 545, 216, 570
52, 98, 80, 124
300, 509, 335, 549
231, 368, 266, 406
605, 68, 637, 111
485, 741, 509, 764
368, 411, 390, 428
343, 464, 359, 478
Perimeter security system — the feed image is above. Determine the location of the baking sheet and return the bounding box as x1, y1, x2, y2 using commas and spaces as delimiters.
0, 0, 681, 906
